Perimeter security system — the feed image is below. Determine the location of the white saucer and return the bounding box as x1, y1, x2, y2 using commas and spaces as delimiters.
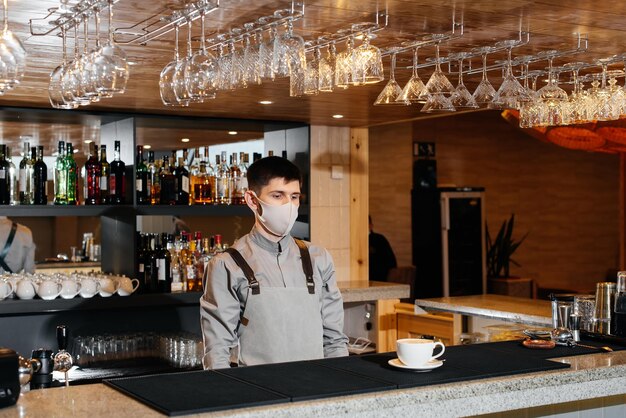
388, 358, 444, 370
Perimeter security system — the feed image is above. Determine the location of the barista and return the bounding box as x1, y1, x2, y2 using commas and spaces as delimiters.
200, 156, 349, 369
0, 216, 35, 274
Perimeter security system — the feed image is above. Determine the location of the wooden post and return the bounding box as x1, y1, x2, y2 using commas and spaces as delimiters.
350, 128, 369, 283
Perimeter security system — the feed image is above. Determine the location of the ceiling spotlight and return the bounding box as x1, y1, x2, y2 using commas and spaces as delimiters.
143, 145, 152, 149
228, 131, 238, 135
84, 139, 93, 144
259, 100, 273, 105
181, 138, 190, 143
332, 114, 344, 119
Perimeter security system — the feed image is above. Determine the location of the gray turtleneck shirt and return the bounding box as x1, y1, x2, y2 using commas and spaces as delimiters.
200, 226, 349, 369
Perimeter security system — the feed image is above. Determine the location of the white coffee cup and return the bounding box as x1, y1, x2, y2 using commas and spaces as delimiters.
98, 277, 119, 297
37, 280, 62, 300
116, 277, 140, 296
0, 280, 13, 300
16, 279, 37, 300
60, 278, 82, 299
79, 277, 100, 298
396, 338, 445, 367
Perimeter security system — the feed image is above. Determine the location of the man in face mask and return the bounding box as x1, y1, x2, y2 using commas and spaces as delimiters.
200, 156, 349, 369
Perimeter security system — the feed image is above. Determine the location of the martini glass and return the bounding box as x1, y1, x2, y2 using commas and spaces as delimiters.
472, 46, 497, 105
490, 40, 528, 109
449, 52, 477, 109
424, 37, 455, 95
396, 46, 430, 104
374, 51, 406, 105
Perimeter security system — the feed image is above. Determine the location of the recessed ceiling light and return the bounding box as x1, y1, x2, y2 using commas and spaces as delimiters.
84, 139, 92, 144
181, 138, 190, 143
228, 131, 238, 135
332, 114, 344, 119
143, 145, 152, 149
259, 100, 273, 105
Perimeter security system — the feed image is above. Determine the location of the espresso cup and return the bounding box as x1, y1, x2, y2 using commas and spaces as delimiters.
396, 338, 445, 367
0, 279, 13, 300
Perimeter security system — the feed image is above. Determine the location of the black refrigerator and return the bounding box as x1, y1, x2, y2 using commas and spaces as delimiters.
412, 187, 486, 298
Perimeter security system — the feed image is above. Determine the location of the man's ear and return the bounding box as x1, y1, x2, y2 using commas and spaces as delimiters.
244, 191, 259, 214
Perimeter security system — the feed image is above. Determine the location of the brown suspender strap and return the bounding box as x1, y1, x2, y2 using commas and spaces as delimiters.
294, 238, 315, 294
224, 248, 260, 295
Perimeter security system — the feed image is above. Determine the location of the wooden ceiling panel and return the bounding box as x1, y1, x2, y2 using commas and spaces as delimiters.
1, 0, 626, 137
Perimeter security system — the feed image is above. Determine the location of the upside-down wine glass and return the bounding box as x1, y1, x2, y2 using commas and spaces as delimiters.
449, 52, 477, 109
186, 10, 217, 100
0, 0, 26, 91
160, 25, 187, 106
472, 46, 497, 105
49, 26, 77, 109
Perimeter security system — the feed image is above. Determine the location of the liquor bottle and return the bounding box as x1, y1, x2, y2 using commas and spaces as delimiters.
213, 234, 224, 253
33, 146, 48, 205
159, 156, 176, 205
230, 152, 243, 205
198, 237, 213, 288
282, 150, 287, 159
136, 233, 147, 292
215, 151, 230, 205
54, 141, 67, 205
65, 143, 78, 205
109, 140, 126, 204
239, 152, 249, 198
189, 149, 200, 205
268, 150, 274, 157
84, 142, 101, 205
135, 145, 149, 205
148, 151, 160, 205
99, 145, 110, 204
156, 233, 172, 293
253, 152, 262, 162
7, 147, 18, 206
174, 151, 189, 205
0, 145, 10, 204
144, 234, 158, 293
18, 140, 33, 204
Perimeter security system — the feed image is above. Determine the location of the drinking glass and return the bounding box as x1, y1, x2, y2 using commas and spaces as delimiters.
317, 43, 335, 92
472, 46, 497, 105
449, 52, 478, 109
159, 25, 187, 106
396, 47, 430, 104
95, 0, 129, 95
173, 19, 197, 104
242, 26, 260, 86
277, 19, 306, 78
490, 40, 528, 110
49, 26, 78, 109
374, 52, 406, 105
351, 32, 383, 85
334, 37, 354, 89
535, 52, 568, 126
228, 30, 245, 90
424, 38, 455, 96
0, 0, 26, 91
185, 10, 217, 100
303, 45, 320, 95
80, 16, 100, 103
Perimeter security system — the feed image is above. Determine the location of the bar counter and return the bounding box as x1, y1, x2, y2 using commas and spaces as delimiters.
4, 350, 626, 418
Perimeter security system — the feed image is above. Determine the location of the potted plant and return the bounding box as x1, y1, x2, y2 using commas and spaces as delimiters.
486, 214, 532, 297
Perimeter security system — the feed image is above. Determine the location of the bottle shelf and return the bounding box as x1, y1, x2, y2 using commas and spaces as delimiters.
0, 291, 202, 316
0, 204, 252, 217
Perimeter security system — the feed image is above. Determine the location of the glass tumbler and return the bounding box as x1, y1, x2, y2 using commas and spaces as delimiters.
573, 294, 596, 332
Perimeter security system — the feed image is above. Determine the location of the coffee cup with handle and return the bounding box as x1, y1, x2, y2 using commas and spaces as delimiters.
116, 276, 140, 296
396, 338, 445, 367
0, 279, 13, 300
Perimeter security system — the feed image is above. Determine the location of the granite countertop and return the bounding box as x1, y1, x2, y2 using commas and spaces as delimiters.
6, 351, 626, 417
415, 294, 552, 327
337, 280, 409, 303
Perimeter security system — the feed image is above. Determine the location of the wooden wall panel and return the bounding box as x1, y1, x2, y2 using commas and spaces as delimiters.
350, 128, 369, 283
369, 111, 620, 293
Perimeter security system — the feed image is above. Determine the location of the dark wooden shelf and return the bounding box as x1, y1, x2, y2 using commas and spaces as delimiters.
135, 204, 252, 217
0, 292, 202, 316
0, 204, 253, 217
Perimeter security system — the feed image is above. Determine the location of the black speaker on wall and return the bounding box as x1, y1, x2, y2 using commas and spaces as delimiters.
413, 159, 437, 189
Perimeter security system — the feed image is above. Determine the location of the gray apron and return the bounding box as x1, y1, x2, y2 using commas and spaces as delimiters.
225, 239, 324, 366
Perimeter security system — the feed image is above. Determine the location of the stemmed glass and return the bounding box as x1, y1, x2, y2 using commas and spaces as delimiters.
185, 10, 217, 100
396, 46, 430, 104
214, 38, 231, 91
276, 19, 306, 79
472, 46, 497, 105
159, 25, 187, 106
0, 0, 26, 91
242, 24, 260, 86
562, 62, 589, 124
173, 19, 197, 104
95, 0, 129, 96
228, 30, 245, 89
49, 26, 77, 109
317, 42, 335, 92
449, 52, 478, 109
490, 40, 528, 109
424, 37, 455, 96
304, 45, 320, 95
535, 51, 568, 125
80, 16, 100, 103
334, 36, 354, 89
374, 51, 406, 105
351, 32, 383, 85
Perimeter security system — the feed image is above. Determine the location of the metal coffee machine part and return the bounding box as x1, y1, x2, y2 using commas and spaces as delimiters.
30, 348, 53, 389
550, 293, 575, 328
53, 325, 74, 387
0, 348, 20, 408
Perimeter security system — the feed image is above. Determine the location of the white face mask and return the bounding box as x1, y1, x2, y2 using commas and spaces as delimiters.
253, 193, 299, 237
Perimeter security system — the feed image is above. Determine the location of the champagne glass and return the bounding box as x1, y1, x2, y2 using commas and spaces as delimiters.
449, 52, 478, 109
472, 46, 497, 105
374, 51, 406, 105
424, 37, 455, 95
396, 47, 430, 104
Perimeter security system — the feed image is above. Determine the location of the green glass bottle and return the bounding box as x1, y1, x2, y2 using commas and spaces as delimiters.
54, 141, 67, 205
66, 143, 78, 205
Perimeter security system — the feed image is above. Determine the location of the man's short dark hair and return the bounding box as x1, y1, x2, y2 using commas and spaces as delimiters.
247, 156, 302, 194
